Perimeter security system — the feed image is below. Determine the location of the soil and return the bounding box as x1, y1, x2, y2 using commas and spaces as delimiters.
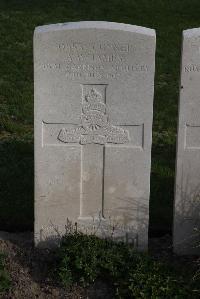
0, 232, 198, 299
0, 232, 114, 299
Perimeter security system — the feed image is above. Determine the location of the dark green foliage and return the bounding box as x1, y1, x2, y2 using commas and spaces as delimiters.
126, 259, 192, 298
0, 137, 34, 231
57, 233, 199, 298
58, 232, 135, 287
0, 253, 11, 293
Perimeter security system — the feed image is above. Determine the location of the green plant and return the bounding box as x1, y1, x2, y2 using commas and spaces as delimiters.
125, 259, 192, 298
57, 232, 200, 298
0, 253, 11, 293
57, 232, 131, 287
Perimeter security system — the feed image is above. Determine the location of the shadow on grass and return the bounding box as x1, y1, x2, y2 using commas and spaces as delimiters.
149, 141, 176, 237
0, 138, 33, 231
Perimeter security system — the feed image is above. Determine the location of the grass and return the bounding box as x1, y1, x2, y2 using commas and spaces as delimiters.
1, 0, 200, 233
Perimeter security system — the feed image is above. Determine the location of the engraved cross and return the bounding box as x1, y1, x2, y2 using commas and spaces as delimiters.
43, 84, 141, 220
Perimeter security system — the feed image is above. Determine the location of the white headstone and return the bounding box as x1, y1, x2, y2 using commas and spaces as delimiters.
174, 28, 200, 255
34, 21, 156, 250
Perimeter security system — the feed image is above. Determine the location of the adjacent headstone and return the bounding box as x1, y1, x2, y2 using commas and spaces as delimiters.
174, 28, 200, 255
34, 21, 156, 250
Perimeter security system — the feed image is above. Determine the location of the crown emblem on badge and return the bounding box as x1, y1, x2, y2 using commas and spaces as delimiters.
82, 88, 106, 114
85, 88, 102, 103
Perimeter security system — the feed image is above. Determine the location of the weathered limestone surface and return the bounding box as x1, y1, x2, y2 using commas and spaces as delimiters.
174, 28, 200, 255
34, 21, 156, 250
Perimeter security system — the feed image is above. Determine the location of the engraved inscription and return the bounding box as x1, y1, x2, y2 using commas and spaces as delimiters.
184, 64, 200, 72
41, 63, 148, 80
39, 222, 139, 248
39, 40, 149, 80
57, 41, 131, 64
58, 41, 131, 53
58, 88, 130, 145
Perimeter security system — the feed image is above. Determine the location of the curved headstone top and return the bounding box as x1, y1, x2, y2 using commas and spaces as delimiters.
183, 27, 200, 38
34, 21, 155, 36
34, 21, 156, 250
